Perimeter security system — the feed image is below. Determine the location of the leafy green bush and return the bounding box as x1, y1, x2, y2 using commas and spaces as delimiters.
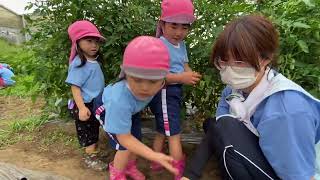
260, 0, 320, 97
0, 39, 41, 99
25, 0, 320, 118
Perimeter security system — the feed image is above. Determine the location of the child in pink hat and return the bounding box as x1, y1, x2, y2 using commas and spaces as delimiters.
149, 0, 202, 179
65, 20, 107, 171
92, 36, 178, 180
0, 63, 15, 88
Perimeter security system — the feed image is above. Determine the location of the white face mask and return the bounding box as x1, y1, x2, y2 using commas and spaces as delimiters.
220, 66, 257, 90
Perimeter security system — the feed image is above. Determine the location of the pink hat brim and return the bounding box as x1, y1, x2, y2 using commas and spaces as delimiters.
76, 32, 106, 42
161, 15, 196, 24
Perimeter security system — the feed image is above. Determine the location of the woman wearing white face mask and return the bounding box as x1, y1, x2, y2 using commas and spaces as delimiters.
181, 15, 320, 180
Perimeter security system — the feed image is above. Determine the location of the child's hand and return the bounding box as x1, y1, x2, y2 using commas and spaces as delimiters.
180, 71, 201, 85
180, 177, 190, 180
78, 106, 91, 121
153, 152, 178, 175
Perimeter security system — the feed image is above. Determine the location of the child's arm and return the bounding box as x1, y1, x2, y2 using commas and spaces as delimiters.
117, 133, 178, 175
71, 85, 91, 121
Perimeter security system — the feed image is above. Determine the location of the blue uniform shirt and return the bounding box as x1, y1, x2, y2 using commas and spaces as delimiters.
65, 56, 105, 103
0, 64, 15, 86
160, 36, 188, 73
103, 80, 152, 134
216, 86, 320, 180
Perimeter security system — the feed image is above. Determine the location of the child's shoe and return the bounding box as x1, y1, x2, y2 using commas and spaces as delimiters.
83, 153, 108, 171
150, 146, 167, 172
172, 158, 186, 180
150, 161, 164, 172
109, 162, 127, 180
125, 160, 146, 180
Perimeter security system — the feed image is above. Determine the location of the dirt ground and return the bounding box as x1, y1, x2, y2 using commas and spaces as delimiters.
0, 96, 44, 121
0, 96, 221, 180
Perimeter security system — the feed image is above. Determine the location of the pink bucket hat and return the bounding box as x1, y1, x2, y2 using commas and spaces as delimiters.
156, 0, 196, 37
119, 36, 169, 80
67, 20, 105, 63
160, 0, 195, 24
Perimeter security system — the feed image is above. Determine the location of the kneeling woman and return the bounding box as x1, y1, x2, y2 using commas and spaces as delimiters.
182, 15, 320, 180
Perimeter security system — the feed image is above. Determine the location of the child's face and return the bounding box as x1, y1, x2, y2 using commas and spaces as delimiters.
126, 76, 165, 100
162, 22, 190, 45
78, 37, 101, 59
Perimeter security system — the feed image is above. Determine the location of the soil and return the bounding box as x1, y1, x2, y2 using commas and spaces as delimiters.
0, 96, 44, 121
0, 96, 221, 180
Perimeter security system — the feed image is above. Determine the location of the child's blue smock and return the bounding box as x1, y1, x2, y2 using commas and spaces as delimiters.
65, 56, 105, 103
102, 80, 152, 134
160, 36, 188, 73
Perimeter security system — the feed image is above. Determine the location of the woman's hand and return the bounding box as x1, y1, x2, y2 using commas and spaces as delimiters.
78, 106, 91, 121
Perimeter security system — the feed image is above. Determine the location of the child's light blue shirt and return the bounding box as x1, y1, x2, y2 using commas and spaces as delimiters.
160, 36, 188, 73
65, 56, 105, 103
103, 80, 152, 134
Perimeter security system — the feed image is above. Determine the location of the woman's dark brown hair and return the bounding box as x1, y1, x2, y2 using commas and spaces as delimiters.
211, 14, 279, 70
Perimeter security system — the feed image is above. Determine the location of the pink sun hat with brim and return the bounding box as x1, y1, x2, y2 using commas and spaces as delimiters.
119, 36, 170, 80
67, 20, 105, 63
156, 0, 196, 37
160, 0, 195, 24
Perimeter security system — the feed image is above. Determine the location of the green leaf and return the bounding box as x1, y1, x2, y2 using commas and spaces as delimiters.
297, 40, 309, 53
300, 0, 315, 7
314, 31, 320, 41
54, 98, 63, 107
292, 22, 311, 29
271, 0, 282, 6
